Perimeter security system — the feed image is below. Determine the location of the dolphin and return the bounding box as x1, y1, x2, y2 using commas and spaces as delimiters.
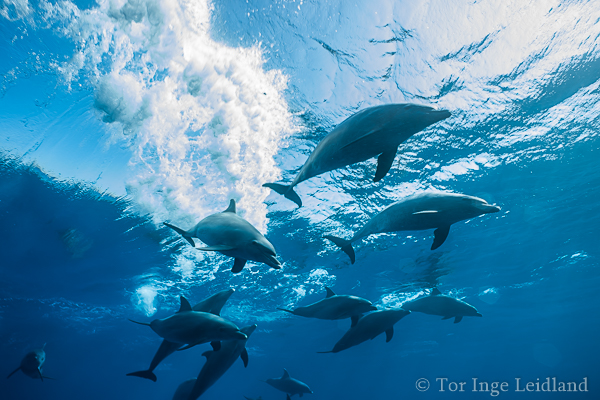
325, 192, 501, 263
164, 200, 281, 273
263, 103, 451, 207
127, 289, 235, 382
318, 309, 410, 353
185, 324, 257, 399
264, 369, 313, 397
401, 287, 482, 323
7, 344, 53, 381
277, 287, 377, 327
129, 296, 247, 349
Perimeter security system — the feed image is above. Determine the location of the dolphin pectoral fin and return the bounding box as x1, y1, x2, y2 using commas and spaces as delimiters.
324, 235, 356, 264
317, 350, 333, 354
232, 258, 247, 273
223, 199, 236, 213
211, 341, 221, 351
177, 343, 198, 351
454, 316, 463, 324
128, 319, 151, 326
374, 149, 397, 182
350, 314, 362, 328
163, 223, 195, 247
441, 316, 452, 320
287, 395, 292, 400
38, 368, 44, 382
277, 307, 295, 315
385, 327, 394, 342
7, 367, 20, 379
126, 370, 157, 382
240, 348, 249, 367
197, 245, 236, 251
42, 375, 56, 381
431, 225, 450, 250
263, 183, 302, 207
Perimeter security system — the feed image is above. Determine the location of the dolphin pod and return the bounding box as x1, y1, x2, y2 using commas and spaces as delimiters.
263, 103, 451, 207
129, 296, 246, 349
401, 287, 482, 323
277, 287, 377, 326
264, 369, 313, 397
127, 289, 236, 382
7, 344, 53, 382
318, 309, 411, 353
164, 199, 281, 273
325, 191, 501, 263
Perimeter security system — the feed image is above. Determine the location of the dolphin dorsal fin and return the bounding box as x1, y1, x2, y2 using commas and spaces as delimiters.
223, 199, 236, 213
431, 288, 442, 296
178, 296, 193, 312
281, 369, 290, 379
325, 287, 336, 298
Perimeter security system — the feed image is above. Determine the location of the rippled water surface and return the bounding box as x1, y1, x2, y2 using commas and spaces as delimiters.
1, 0, 599, 399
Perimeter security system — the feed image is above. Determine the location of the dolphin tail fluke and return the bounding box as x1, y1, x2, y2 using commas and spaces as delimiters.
126, 370, 157, 382
323, 235, 355, 264
276, 307, 295, 315
7, 367, 20, 379
262, 183, 302, 207
128, 319, 151, 326
163, 223, 195, 247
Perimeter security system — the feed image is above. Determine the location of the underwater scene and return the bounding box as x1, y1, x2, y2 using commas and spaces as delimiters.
1, 0, 599, 399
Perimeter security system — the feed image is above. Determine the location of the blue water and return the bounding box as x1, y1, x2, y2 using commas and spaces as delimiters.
1, 0, 599, 399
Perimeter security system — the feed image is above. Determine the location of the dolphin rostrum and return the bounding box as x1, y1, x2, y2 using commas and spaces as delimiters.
401, 287, 482, 323
318, 309, 410, 353
7, 344, 54, 381
127, 289, 235, 382
264, 369, 313, 397
278, 287, 377, 327
129, 296, 246, 349
164, 200, 281, 273
263, 103, 451, 207
185, 324, 257, 399
325, 192, 501, 263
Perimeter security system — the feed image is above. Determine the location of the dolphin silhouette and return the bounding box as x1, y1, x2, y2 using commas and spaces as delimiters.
129, 296, 246, 349
185, 324, 257, 399
318, 309, 410, 353
264, 369, 313, 397
127, 289, 235, 382
7, 344, 54, 381
401, 287, 482, 323
263, 103, 451, 207
325, 192, 501, 263
164, 200, 281, 273
278, 287, 376, 326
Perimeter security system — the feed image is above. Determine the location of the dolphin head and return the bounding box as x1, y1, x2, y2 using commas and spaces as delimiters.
394, 104, 452, 136
472, 198, 501, 214
241, 324, 258, 337
249, 239, 281, 269
219, 324, 248, 341
450, 194, 501, 220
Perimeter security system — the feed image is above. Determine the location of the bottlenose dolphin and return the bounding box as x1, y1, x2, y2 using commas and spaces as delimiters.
7, 344, 53, 381
127, 289, 235, 382
129, 296, 246, 348
186, 324, 257, 399
164, 200, 281, 273
401, 288, 482, 323
318, 309, 410, 353
325, 192, 501, 263
264, 369, 313, 397
278, 287, 377, 327
263, 103, 451, 207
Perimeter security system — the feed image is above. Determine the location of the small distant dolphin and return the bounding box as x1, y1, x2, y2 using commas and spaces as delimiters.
129, 296, 246, 349
7, 344, 53, 381
401, 287, 482, 323
325, 192, 501, 263
186, 324, 257, 399
164, 200, 281, 273
264, 369, 313, 397
127, 289, 235, 382
263, 103, 451, 207
318, 309, 410, 353
277, 287, 377, 327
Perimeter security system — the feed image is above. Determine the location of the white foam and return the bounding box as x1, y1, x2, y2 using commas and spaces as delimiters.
133, 285, 159, 316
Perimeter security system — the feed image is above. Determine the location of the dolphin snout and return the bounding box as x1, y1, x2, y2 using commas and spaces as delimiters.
475, 312, 483, 317
433, 109, 452, 122
234, 331, 248, 340
482, 204, 501, 214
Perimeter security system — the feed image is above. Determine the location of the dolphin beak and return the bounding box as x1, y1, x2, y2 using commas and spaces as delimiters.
475, 312, 483, 317
235, 332, 248, 340
433, 109, 452, 123
483, 204, 501, 214
264, 255, 282, 270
